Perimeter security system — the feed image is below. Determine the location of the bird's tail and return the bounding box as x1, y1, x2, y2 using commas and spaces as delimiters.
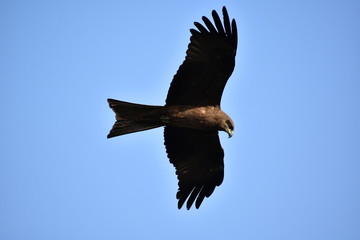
107, 98, 165, 138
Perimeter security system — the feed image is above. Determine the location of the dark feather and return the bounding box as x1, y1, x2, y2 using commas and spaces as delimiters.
165, 6, 237, 106
164, 127, 224, 209
222, 7, 231, 36
186, 186, 202, 210
107, 99, 164, 138
194, 22, 209, 34
212, 10, 225, 35
195, 185, 215, 208
202, 16, 217, 34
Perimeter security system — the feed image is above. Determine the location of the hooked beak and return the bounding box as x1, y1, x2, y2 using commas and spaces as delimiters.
226, 129, 233, 138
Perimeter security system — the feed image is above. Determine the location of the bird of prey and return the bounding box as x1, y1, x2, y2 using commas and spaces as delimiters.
107, 6, 237, 209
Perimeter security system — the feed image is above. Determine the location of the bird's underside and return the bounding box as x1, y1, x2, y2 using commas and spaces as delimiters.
107, 6, 237, 209
107, 100, 233, 137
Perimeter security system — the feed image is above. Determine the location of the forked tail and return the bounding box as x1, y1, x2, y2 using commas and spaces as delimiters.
107, 99, 165, 138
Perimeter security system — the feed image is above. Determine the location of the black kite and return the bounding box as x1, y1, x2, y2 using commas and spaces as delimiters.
107, 6, 237, 209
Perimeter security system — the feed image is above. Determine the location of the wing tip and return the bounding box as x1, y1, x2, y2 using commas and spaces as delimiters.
176, 184, 218, 210
192, 6, 237, 39
222, 6, 228, 13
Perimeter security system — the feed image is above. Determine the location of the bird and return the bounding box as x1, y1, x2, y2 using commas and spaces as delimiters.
107, 6, 237, 209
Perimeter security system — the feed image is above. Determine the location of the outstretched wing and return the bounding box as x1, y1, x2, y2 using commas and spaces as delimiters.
164, 126, 224, 209
165, 6, 237, 106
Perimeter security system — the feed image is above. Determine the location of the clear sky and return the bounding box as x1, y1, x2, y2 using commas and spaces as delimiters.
1, 0, 360, 239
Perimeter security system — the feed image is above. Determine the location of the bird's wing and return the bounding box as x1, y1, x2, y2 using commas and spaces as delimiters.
164, 126, 224, 209
165, 6, 237, 106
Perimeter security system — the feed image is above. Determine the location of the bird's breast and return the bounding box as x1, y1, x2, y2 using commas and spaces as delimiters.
162, 105, 227, 131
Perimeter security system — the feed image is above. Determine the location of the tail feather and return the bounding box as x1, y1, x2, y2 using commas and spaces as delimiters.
107, 99, 164, 138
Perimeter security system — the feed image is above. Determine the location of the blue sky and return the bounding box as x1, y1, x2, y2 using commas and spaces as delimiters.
1, 0, 360, 239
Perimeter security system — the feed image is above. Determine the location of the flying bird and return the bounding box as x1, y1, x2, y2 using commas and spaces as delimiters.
107, 6, 237, 209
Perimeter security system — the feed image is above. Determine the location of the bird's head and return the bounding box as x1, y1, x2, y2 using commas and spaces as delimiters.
221, 118, 234, 138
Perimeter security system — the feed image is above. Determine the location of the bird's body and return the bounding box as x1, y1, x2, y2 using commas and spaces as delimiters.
163, 105, 233, 134
107, 6, 237, 209
108, 99, 233, 137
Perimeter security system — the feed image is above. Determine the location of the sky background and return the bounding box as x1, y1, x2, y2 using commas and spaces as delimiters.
1, 0, 360, 239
